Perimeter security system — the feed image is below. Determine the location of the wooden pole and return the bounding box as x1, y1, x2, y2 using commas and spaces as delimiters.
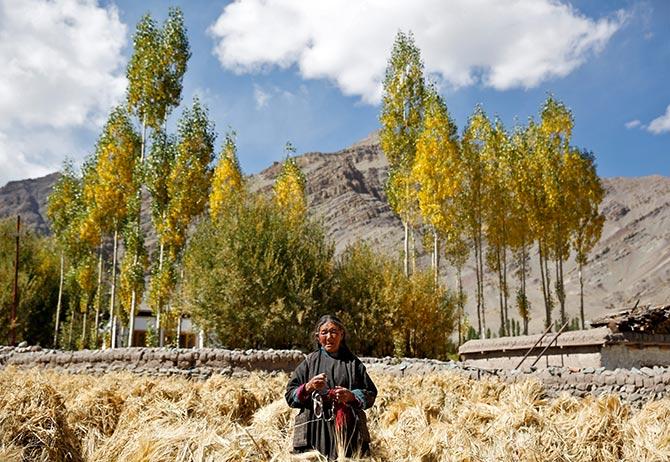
11, 215, 20, 346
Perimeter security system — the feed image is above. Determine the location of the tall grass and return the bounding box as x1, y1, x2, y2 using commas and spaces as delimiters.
0, 367, 668, 461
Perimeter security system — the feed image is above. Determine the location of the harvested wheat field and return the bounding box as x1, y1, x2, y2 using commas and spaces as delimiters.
1, 367, 669, 462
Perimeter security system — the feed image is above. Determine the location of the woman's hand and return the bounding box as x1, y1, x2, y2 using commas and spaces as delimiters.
332, 386, 355, 404
305, 373, 327, 393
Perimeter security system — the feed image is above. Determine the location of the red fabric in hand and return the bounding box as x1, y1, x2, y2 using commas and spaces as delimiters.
327, 389, 354, 430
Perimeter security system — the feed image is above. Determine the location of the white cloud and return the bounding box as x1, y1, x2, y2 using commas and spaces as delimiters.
647, 105, 670, 134
253, 84, 271, 109
208, 0, 626, 104
0, 0, 127, 186
625, 119, 641, 129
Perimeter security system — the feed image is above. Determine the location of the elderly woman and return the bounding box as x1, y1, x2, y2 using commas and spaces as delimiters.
285, 315, 377, 459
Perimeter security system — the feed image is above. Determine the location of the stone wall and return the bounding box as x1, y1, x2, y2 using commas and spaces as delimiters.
0, 346, 304, 379
2, 346, 670, 406
363, 357, 670, 406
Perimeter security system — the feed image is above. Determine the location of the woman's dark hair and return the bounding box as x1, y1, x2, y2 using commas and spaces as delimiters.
313, 314, 348, 349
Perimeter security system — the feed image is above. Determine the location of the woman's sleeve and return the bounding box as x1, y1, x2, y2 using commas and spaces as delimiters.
351, 361, 377, 410
285, 359, 311, 409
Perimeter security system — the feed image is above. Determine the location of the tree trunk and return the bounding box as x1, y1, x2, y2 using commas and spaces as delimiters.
110, 227, 119, 349
410, 227, 416, 276
81, 310, 88, 348
433, 229, 439, 286
473, 236, 482, 338
477, 224, 486, 337
176, 314, 182, 348
496, 247, 505, 337
557, 256, 566, 326
54, 251, 64, 348
128, 289, 137, 347
127, 114, 148, 348
93, 245, 103, 348
579, 261, 585, 329
521, 242, 529, 335
457, 267, 464, 346
403, 221, 409, 277
502, 244, 509, 333
68, 309, 75, 350
538, 242, 551, 330
157, 240, 166, 347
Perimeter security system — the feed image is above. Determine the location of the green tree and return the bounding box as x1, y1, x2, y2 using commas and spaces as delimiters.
444, 229, 469, 346
382, 265, 457, 359
126, 8, 190, 135
568, 149, 605, 329
540, 96, 576, 328
483, 118, 513, 337
126, 8, 190, 345
146, 129, 178, 345
509, 125, 535, 334
181, 195, 334, 350
331, 241, 396, 357
81, 106, 141, 348
46, 160, 83, 347
380, 30, 425, 276
0, 219, 60, 346
461, 105, 492, 337
156, 98, 215, 344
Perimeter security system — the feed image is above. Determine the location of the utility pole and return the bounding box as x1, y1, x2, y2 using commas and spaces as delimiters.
10, 215, 20, 346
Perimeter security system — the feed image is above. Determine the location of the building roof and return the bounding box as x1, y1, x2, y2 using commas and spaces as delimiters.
458, 327, 615, 356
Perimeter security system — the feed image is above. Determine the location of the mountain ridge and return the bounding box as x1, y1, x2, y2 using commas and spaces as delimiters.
1, 136, 669, 334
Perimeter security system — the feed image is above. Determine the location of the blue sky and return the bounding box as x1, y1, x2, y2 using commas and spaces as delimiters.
0, 0, 668, 187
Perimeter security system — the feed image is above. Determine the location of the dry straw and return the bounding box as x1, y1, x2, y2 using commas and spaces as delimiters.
1, 366, 670, 461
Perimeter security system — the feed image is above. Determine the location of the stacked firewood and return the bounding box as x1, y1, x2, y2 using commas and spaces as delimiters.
591, 304, 670, 334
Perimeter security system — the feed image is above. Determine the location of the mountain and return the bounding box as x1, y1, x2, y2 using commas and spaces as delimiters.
1, 135, 669, 334
0, 172, 60, 235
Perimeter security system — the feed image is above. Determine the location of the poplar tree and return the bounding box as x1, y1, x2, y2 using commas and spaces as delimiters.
274, 143, 307, 224
461, 105, 492, 337
483, 119, 513, 336
210, 131, 245, 221
509, 125, 535, 334
79, 156, 107, 347
412, 86, 460, 285
540, 96, 575, 327
81, 106, 140, 348
443, 230, 469, 344
126, 8, 189, 137
166, 98, 216, 255
380, 30, 425, 276
146, 129, 178, 344
159, 98, 216, 345
521, 119, 555, 329
46, 160, 83, 347
568, 149, 605, 329
126, 8, 189, 345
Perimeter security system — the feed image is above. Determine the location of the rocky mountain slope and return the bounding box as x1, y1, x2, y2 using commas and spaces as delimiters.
1, 135, 668, 333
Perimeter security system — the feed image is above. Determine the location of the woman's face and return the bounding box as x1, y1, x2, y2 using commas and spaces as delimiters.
317, 321, 343, 353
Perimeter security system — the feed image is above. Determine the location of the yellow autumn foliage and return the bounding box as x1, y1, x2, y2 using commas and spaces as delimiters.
210, 133, 244, 221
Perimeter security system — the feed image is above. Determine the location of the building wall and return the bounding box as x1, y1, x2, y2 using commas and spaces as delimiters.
602, 344, 670, 369
463, 350, 604, 370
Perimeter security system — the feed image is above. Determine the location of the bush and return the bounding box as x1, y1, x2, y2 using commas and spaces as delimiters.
0, 219, 60, 346
181, 195, 334, 350
333, 241, 457, 359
